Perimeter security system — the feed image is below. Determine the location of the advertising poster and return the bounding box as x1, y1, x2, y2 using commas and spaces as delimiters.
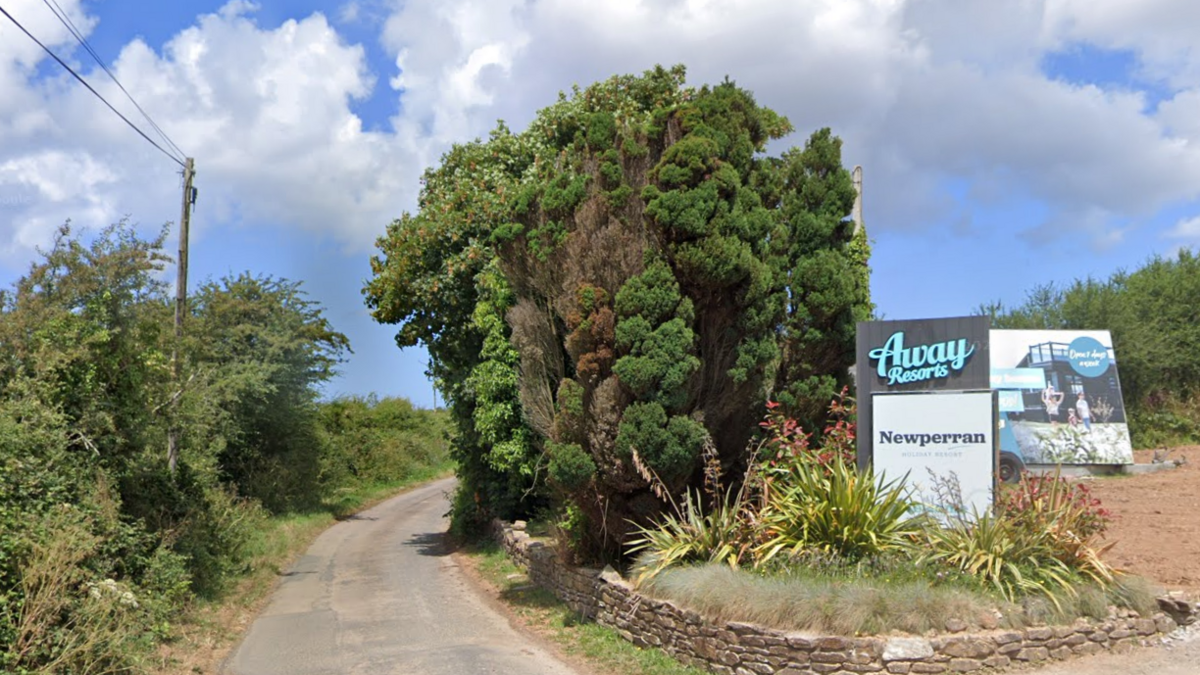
872, 391, 995, 518
989, 330, 1133, 465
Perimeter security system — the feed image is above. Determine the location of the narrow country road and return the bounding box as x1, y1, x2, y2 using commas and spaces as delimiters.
222, 478, 580, 675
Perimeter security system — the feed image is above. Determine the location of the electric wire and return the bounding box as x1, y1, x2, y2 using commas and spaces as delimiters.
0, 3, 185, 168
40, 0, 187, 163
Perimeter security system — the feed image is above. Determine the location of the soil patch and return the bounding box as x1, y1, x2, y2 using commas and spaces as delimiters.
1090, 447, 1200, 593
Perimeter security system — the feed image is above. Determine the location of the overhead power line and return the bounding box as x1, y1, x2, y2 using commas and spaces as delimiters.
40, 0, 187, 163
0, 2, 185, 168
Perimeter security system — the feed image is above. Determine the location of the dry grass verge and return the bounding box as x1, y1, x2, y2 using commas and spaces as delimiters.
460, 540, 707, 675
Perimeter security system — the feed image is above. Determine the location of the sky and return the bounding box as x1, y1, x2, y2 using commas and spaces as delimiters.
2, 0, 1199, 409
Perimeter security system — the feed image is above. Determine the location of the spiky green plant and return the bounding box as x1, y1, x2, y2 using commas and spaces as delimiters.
915, 510, 1078, 606
627, 487, 754, 584
995, 469, 1116, 586
755, 456, 922, 565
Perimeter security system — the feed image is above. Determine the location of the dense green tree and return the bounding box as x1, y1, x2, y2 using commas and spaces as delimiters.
184, 273, 350, 511
0, 223, 173, 466
367, 65, 872, 557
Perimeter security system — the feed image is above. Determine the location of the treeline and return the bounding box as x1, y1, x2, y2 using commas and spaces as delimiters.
981, 248, 1200, 447
0, 223, 448, 673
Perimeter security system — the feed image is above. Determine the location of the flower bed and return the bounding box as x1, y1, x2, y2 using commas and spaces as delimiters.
494, 519, 1191, 675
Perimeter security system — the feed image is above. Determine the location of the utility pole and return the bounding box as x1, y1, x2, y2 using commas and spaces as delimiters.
851, 165, 863, 236
168, 157, 195, 474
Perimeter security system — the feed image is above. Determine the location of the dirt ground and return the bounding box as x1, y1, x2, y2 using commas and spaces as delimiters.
1087, 446, 1200, 593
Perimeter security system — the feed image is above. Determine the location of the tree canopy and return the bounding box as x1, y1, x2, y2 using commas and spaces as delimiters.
366, 65, 872, 556
0, 222, 381, 672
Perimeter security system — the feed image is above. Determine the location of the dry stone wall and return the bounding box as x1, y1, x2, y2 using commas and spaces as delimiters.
493, 519, 1191, 675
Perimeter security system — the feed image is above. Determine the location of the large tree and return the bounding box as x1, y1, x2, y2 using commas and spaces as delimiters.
366, 66, 871, 556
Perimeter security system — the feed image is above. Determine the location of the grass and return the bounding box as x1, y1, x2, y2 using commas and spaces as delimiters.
465, 540, 707, 675
636, 561, 1162, 637
641, 561, 995, 635
149, 460, 454, 675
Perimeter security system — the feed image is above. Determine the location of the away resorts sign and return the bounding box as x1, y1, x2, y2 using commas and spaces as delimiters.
855, 316, 991, 470
868, 331, 977, 386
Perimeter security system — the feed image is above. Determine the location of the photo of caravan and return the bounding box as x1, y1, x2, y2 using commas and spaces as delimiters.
990, 330, 1134, 467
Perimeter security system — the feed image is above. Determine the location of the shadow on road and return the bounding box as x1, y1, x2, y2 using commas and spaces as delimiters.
406, 530, 456, 557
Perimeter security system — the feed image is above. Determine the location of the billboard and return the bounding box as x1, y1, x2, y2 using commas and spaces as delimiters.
990, 330, 1133, 465
856, 316, 990, 469
872, 391, 996, 517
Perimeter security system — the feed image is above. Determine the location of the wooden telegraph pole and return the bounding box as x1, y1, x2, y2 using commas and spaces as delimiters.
168, 157, 195, 474
851, 165, 863, 236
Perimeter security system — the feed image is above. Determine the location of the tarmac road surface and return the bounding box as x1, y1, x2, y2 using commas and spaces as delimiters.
223, 477, 580, 675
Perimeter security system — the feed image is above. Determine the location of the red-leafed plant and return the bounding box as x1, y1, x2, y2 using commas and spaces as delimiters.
760, 387, 856, 469
991, 470, 1116, 587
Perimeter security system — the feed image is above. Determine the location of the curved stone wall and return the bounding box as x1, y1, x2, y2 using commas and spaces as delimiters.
493, 519, 1191, 675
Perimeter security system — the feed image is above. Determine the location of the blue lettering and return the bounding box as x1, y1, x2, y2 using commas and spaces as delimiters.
869, 331, 975, 385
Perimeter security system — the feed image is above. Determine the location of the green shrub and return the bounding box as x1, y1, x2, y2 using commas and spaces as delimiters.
756, 456, 921, 564
628, 487, 754, 584
317, 396, 451, 491
915, 510, 1078, 605
547, 441, 596, 491
4, 507, 156, 675
994, 470, 1115, 587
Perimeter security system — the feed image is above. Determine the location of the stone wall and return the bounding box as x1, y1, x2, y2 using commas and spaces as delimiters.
493, 519, 1191, 675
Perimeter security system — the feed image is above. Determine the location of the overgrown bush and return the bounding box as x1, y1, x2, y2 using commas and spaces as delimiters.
630, 394, 920, 578
317, 395, 451, 492
366, 65, 873, 556
0, 223, 444, 671
916, 469, 1116, 606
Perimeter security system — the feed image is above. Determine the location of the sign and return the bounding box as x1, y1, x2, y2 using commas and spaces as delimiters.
872, 391, 995, 518
856, 316, 990, 470
990, 329, 1133, 465
868, 332, 976, 386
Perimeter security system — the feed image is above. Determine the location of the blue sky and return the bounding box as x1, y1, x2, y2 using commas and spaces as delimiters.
2, 0, 1200, 409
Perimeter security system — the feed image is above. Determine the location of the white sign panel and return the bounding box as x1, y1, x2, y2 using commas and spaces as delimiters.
872, 391, 995, 518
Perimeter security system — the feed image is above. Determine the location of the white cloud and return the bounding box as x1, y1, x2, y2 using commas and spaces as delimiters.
0, 0, 420, 263
1165, 215, 1200, 240
382, 0, 530, 168
1042, 0, 1200, 87
338, 2, 360, 24
2, 0, 1200, 267
459, 0, 1200, 246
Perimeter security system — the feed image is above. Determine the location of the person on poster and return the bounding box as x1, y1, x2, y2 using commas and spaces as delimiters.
1042, 384, 1064, 424
1076, 392, 1092, 432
